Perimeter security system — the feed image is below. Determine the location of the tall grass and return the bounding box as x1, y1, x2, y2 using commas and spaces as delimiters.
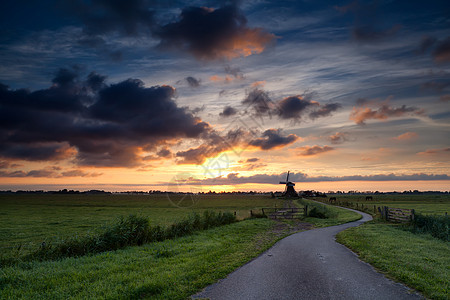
18, 211, 236, 263
409, 214, 449, 242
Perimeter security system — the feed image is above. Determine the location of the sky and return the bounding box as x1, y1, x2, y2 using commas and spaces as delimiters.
0, 0, 449, 192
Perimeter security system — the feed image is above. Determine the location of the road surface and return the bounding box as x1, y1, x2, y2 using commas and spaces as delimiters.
193, 205, 422, 299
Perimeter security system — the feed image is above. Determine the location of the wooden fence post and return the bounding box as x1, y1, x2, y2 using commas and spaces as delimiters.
250, 210, 253, 217
304, 205, 308, 217
411, 209, 415, 222
262, 208, 265, 215
384, 206, 389, 221
373, 205, 376, 213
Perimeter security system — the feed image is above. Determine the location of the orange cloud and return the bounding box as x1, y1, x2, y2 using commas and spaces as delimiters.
417, 148, 450, 155
223, 28, 276, 60
392, 132, 418, 141
251, 80, 266, 88
209, 75, 235, 83
297, 145, 334, 156
350, 98, 424, 125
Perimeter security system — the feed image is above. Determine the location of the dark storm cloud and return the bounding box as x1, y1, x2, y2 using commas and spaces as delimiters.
219, 106, 237, 117
183, 172, 450, 185
277, 96, 318, 120
242, 88, 273, 117
249, 129, 298, 150
309, 103, 342, 119
155, 5, 275, 60
242, 88, 341, 122
0, 69, 211, 167
185, 76, 200, 87
433, 37, 450, 63
350, 98, 424, 125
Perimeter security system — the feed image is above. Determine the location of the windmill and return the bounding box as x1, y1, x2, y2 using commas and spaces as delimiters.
279, 171, 299, 197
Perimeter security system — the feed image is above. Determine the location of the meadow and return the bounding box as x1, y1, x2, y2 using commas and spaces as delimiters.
0, 193, 361, 299
325, 193, 449, 215
0, 193, 283, 259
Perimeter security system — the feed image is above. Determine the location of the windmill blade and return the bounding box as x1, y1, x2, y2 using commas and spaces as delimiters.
286, 171, 290, 182
279, 181, 287, 184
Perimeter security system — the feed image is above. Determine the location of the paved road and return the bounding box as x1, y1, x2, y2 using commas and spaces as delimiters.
193, 206, 422, 300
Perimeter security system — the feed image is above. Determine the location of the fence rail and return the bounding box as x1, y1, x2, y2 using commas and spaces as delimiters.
380, 206, 415, 223
250, 206, 307, 219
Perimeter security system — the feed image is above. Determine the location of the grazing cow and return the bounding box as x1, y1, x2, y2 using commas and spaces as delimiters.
366, 196, 373, 201
329, 197, 337, 203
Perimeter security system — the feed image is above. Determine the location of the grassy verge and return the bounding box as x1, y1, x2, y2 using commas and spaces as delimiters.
337, 221, 449, 299
1, 218, 290, 299
295, 198, 361, 227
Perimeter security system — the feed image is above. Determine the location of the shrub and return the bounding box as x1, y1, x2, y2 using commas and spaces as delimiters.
299, 198, 336, 219
308, 207, 327, 219
23, 211, 237, 262
409, 214, 449, 242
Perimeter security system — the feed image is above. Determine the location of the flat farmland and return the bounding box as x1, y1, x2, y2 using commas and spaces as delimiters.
327, 194, 449, 215
0, 194, 283, 259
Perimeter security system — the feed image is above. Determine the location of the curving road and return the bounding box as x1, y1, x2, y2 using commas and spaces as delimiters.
193, 206, 422, 300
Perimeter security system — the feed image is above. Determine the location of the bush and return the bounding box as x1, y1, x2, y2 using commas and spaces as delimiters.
24, 212, 237, 262
308, 207, 327, 219
409, 214, 449, 242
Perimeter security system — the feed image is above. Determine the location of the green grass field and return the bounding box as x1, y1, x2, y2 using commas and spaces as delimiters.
0, 193, 361, 299
326, 194, 449, 215
0, 194, 283, 258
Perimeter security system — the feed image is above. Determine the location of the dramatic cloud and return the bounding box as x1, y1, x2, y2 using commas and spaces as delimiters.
0, 69, 210, 167
242, 88, 273, 117
392, 132, 418, 141
249, 129, 298, 150
178, 171, 450, 185
219, 106, 237, 117
297, 145, 334, 156
185, 76, 200, 87
277, 96, 318, 120
328, 132, 350, 144
309, 103, 342, 119
242, 90, 341, 122
155, 5, 275, 60
176, 128, 252, 164
433, 37, 450, 63
350, 98, 424, 125
0, 168, 102, 178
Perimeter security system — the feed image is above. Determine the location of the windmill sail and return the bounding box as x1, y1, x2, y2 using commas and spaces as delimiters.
278, 171, 298, 197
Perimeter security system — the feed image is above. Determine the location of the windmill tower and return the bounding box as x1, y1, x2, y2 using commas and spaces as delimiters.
279, 171, 299, 197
